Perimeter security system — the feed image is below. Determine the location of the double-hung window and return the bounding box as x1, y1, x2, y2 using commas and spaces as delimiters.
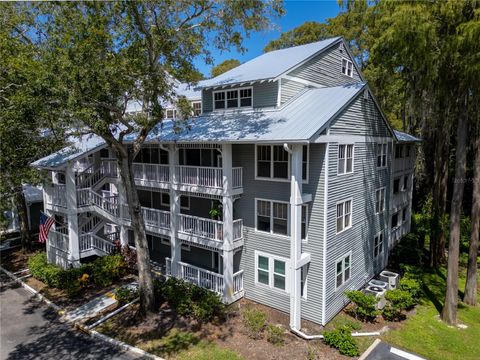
395, 145, 403, 159
256, 145, 308, 181
192, 101, 202, 116
374, 232, 384, 258
336, 253, 351, 289
377, 143, 387, 168
214, 87, 252, 110
336, 199, 352, 233
391, 212, 399, 229
342, 58, 353, 77
255, 252, 288, 292
165, 109, 177, 119
256, 199, 288, 236
338, 144, 354, 175
375, 188, 386, 214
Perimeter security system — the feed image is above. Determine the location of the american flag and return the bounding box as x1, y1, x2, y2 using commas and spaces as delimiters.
39, 212, 55, 243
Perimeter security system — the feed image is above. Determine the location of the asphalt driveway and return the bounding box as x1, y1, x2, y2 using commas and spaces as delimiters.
0, 273, 145, 360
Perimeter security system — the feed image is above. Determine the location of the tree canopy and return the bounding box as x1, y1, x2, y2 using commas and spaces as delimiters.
264, 21, 332, 52
211, 59, 241, 78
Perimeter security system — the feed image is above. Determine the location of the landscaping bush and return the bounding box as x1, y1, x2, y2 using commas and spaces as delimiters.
345, 290, 378, 321
115, 286, 139, 304
242, 307, 267, 339
155, 278, 225, 322
398, 277, 422, 301
266, 324, 284, 346
390, 233, 423, 266
28, 252, 63, 288
323, 326, 359, 357
91, 254, 127, 286
383, 289, 415, 321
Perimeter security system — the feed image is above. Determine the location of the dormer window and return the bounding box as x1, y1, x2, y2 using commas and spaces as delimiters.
192, 101, 202, 116
165, 109, 177, 119
214, 87, 252, 110
342, 58, 353, 77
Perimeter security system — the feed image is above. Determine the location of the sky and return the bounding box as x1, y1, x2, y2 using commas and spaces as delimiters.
194, 0, 341, 78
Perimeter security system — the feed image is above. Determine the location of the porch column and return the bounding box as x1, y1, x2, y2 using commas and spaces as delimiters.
169, 144, 181, 276
44, 172, 55, 263
289, 144, 303, 330
65, 162, 80, 267
222, 144, 234, 302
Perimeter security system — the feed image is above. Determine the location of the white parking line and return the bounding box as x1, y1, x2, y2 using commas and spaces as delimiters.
390, 347, 426, 360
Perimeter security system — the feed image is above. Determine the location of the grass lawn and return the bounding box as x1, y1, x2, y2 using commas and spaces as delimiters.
383, 267, 480, 360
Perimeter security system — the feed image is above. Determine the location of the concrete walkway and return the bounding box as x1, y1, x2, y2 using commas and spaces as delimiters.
361, 339, 427, 360
63, 291, 117, 323
0, 273, 145, 360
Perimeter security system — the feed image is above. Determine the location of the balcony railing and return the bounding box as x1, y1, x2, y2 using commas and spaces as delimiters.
49, 230, 69, 252
233, 219, 243, 241
133, 163, 169, 183
166, 258, 224, 295
121, 205, 170, 230
175, 166, 243, 190
80, 233, 116, 254
233, 270, 244, 295
49, 185, 67, 208
179, 214, 223, 241
77, 189, 119, 217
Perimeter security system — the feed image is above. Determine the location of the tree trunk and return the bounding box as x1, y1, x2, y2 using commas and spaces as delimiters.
464, 131, 479, 306
430, 124, 449, 268
441, 109, 468, 325
116, 150, 156, 316
14, 186, 31, 252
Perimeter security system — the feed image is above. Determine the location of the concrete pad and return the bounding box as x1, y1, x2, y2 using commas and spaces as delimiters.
63, 293, 117, 323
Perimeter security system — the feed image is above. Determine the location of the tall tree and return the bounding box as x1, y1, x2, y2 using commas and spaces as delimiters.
0, 3, 63, 249
211, 59, 241, 78
37, 0, 283, 315
263, 21, 331, 52
464, 124, 480, 306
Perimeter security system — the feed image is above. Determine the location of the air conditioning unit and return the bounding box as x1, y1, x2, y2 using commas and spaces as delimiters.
364, 286, 387, 309
379, 271, 400, 289
368, 279, 389, 290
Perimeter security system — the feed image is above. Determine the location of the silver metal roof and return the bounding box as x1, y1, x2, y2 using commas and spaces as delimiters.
394, 130, 421, 142
199, 37, 342, 88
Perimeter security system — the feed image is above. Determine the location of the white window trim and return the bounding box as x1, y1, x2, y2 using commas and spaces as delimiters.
402, 175, 409, 192
335, 251, 352, 291
393, 177, 401, 194
212, 86, 253, 111
336, 198, 353, 234
255, 144, 309, 184
337, 144, 355, 175
391, 211, 400, 229
373, 231, 384, 258
375, 187, 386, 214
254, 250, 290, 294
341, 57, 354, 78
254, 198, 290, 238
301, 205, 309, 243
301, 265, 308, 300
160, 192, 170, 207
376, 142, 388, 169
191, 101, 202, 116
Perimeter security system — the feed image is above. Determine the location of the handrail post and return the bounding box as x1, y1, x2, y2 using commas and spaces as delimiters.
169, 144, 181, 277
222, 143, 234, 302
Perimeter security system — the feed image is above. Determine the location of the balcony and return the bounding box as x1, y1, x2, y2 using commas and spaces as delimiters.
178, 214, 243, 249
165, 258, 244, 300
131, 162, 243, 195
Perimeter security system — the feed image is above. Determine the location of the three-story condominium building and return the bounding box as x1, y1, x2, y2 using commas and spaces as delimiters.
32, 37, 420, 328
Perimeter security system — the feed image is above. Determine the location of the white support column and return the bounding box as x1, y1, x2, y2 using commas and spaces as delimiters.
45, 171, 54, 263
289, 144, 303, 330
65, 163, 80, 267
116, 179, 129, 247
222, 144, 234, 303
169, 144, 181, 276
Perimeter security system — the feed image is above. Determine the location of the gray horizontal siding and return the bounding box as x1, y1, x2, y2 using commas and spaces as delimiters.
280, 79, 307, 105
323, 141, 392, 323
202, 81, 278, 114
329, 93, 391, 137
288, 42, 362, 87
233, 143, 327, 325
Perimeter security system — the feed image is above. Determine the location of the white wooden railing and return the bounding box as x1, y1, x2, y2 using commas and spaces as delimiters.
179, 214, 223, 241
175, 166, 223, 188
76, 160, 118, 189
233, 270, 244, 295
49, 230, 69, 252
166, 258, 225, 295
232, 167, 243, 189
132, 163, 169, 183
77, 188, 119, 217
233, 219, 243, 241
80, 233, 116, 254
142, 207, 170, 229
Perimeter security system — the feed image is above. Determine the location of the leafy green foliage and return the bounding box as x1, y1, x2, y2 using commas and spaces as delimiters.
345, 290, 378, 321
264, 21, 332, 52
28, 252, 63, 288
265, 324, 284, 346
323, 326, 360, 357
399, 277, 422, 301
211, 59, 241, 78
115, 286, 139, 304
91, 254, 128, 287
155, 278, 225, 322
383, 289, 415, 321
242, 307, 267, 339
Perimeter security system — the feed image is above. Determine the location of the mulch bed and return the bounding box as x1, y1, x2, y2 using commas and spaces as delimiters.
0, 246, 43, 273
97, 298, 350, 360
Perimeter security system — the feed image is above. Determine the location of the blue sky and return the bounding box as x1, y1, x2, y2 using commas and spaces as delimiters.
194, 0, 341, 77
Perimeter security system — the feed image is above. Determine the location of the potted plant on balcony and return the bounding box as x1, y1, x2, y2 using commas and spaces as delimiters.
209, 201, 223, 240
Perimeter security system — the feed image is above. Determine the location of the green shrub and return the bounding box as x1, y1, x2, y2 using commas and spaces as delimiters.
155, 278, 225, 322
28, 252, 63, 288
323, 327, 359, 357
345, 290, 378, 321
115, 286, 139, 304
91, 254, 127, 286
266, 324, 284, 346
242, 307, 267, 339
399, 277, 422, 301
383, 289, 415, 321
